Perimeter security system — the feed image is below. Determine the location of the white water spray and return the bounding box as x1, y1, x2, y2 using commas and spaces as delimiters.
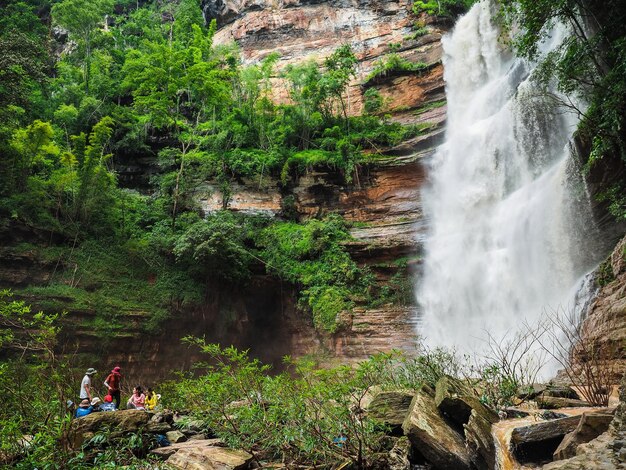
419, 1, 595, 354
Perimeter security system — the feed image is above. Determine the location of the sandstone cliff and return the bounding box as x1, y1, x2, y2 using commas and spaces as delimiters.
0, 1, 449, 381
578, 235, 626, 382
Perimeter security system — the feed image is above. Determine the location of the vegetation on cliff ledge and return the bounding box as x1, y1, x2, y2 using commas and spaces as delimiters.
0, 0, 419, 335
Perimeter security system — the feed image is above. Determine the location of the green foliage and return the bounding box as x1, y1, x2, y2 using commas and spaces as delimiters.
52, 0, 115, 94
596, 257, 616, 287
364, 88, 384, 114
0, 291, 76, 468
14, 237, 203, 334
365, 54, 428, 85
412, 0, 476, 17
0, 309, 162, 469
163, 340, 394, 468
173, 211, 252, 283
0, 0, 429, 348
257, 215, 369, 332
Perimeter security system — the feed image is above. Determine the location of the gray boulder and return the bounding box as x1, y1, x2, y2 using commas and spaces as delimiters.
150, 438, 225, 459
510, 415, 581, 464
166, 445, 253, 470
402, 385, 472, 470
537, 396, 592, 409
68, 410, 151, 448
465, 408, 498, 470
435, 376, 499, 470
364, 389, 416, 432
554, 411, 615, 460
166, 430, 188, 443
435, 376, 498, 423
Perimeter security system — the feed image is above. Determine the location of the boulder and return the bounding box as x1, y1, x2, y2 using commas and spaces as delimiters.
465, 408, 498, 470
434, 376, 499, 469
387, 436, 411, 470
68, 410, 151, 448
542, 432, 617, 470
435, 376, 474, 426
517, 383, 547, 400
166, 445, 253, 470
544, 387, 580, 400
502, 408, 530, 418
146, 421, 172, 433
166, 430, 188, 443
368, 436, 411, 470
151, 410, 174, 424
510, 415, 581, 464
150, 438, 225, 459
554, 411, 615, 460
538, 396, 592, 409
364, 389, 416, 432
518, 384, 579, 401
177, 418, 206, 436
402, 385, 472, 470
435, 376, 498, 429
538, 411, 570, 420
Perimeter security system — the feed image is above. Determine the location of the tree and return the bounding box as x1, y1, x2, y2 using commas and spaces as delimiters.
0, 2, 49, 112
52, 0, 114, 94
496, 0, 626, 204
320, 44, 358, 123
9, 120, 60, 192
173, 211, 252, 283
526, 308, 618, 406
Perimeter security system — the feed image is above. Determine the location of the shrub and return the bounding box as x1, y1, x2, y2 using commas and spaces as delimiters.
365, 54, 428, 84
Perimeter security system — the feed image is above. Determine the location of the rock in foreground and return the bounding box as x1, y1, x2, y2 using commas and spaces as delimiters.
402, 385, 472, 470
68, 410, 152, 448
166, 445, 253, 470
553, 411, 615, 460
510, 415, 581, 464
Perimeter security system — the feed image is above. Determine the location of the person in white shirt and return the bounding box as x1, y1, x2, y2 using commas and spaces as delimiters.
79, 367, 97, 401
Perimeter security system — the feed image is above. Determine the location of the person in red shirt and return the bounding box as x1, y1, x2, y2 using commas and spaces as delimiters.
104, 366, 122, 409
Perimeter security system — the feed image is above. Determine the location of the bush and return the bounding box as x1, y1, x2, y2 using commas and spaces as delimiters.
163, 340, 396, 469
256, 215, 370, 332
365, 54, 428, 84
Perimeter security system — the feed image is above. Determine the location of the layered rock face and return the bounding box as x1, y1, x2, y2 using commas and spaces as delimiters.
205, 0, 447, 115
195, 0, 450, 363
1, 1, 448, 381
577, 235, 626, 381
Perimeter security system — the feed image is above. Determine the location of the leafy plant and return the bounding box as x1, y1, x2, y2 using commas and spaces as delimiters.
365, 54, 428, 85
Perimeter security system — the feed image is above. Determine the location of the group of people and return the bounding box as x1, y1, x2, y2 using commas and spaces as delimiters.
74, 366, 160, 418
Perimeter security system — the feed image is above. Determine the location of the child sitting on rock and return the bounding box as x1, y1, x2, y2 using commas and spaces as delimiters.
99, 395, 117, 412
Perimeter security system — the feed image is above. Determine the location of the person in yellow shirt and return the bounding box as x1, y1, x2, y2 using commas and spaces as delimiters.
145, 387, 159, 411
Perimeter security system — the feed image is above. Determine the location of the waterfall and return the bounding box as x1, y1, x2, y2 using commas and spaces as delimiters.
418, 1, 598, 355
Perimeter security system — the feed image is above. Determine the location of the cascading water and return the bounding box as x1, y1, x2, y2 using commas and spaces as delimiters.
419, 0, 599, 355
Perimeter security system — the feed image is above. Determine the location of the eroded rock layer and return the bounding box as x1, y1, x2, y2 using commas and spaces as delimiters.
578, 235, 626, 381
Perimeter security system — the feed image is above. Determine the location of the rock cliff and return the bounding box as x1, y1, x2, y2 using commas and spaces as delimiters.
577, 235, 626, 381
0, 1, 449, 381
198, 0, 450, 363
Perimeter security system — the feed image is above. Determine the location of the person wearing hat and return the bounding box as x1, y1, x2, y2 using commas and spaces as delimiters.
79, 367, 97, 402
75, 399, 93, 418
99, 394, 117, 412
104, 366, 122, 409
